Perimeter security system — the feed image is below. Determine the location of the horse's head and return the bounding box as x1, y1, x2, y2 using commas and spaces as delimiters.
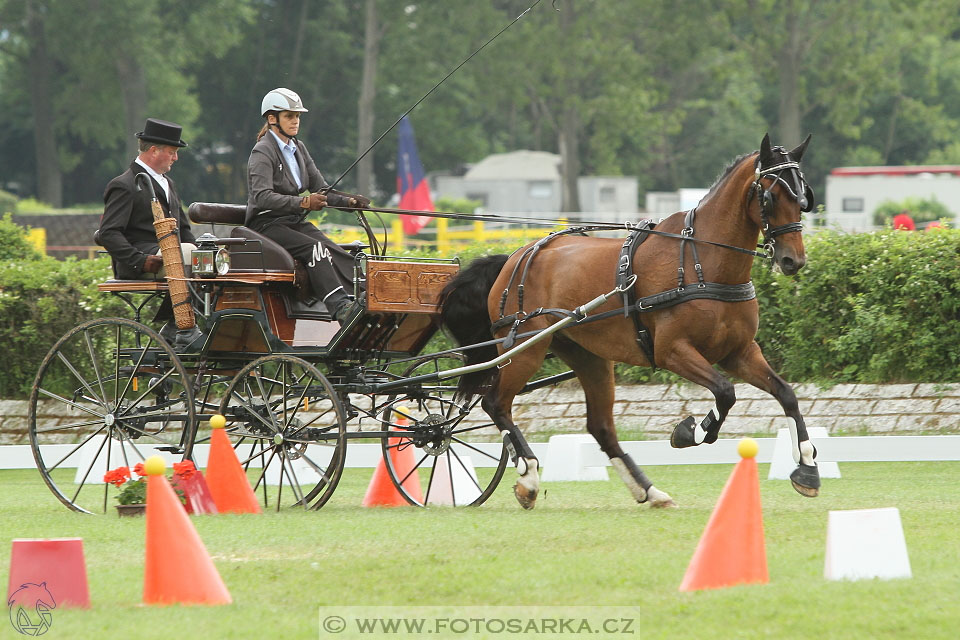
750, 133, 812, 275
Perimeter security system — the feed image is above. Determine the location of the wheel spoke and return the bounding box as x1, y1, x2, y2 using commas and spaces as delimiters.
451, 436, 502, 463
56, 351, 106, 407
37, 387, 105, 420
84, 328, 109, 410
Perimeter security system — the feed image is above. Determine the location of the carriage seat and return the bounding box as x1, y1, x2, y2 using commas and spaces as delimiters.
187, 202, 366, 273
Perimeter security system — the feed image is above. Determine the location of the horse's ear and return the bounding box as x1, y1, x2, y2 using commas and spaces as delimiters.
790, 134, 812, 161
759, 133, 773, 164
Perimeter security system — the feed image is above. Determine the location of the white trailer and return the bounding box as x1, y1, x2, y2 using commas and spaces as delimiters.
824, 166, 960, 231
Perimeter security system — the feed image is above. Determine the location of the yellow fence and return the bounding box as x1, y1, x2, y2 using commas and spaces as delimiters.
324, 215, 566, 255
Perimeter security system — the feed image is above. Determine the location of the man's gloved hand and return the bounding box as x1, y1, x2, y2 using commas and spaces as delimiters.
301, 192, 327, 211
143, 254, 164, 274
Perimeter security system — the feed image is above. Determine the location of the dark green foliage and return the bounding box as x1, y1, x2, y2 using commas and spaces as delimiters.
753, 228, 960, 383
0, 254, 132, 397
0, 214, 42, 261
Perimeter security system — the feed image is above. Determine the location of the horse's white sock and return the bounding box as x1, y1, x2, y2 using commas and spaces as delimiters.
611, 457, 647, 502
788, 418, 816, 465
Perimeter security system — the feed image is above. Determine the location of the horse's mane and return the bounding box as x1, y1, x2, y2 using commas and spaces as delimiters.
706, 151, 756, 196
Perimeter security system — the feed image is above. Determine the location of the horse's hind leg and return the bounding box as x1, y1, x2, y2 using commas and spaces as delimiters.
481, 341, 552, 510
721, 341, 820, 497
659, 343, 737, 449
551, 338, 675, 508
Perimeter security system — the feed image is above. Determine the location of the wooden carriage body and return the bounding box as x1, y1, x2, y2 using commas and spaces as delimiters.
97, 202, 459, 361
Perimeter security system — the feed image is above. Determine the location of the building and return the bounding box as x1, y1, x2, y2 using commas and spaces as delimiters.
433, 150, 638, 223
824, 166, 960, 231
644, 189, 709, 218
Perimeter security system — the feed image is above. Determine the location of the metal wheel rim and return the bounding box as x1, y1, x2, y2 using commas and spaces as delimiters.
213, 354, 347, 511
28, 318, 195, 514
380, 355, 508, 507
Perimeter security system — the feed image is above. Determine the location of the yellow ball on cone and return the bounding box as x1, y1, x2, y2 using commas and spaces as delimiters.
737, 437, 759, 459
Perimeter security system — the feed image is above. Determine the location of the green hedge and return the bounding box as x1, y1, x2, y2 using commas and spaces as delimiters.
1, 224, 958, 398
752, 228, 960, 384
0, 254, 132, 397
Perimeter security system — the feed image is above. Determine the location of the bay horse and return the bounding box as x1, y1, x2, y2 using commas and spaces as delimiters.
439, 134, 819, 509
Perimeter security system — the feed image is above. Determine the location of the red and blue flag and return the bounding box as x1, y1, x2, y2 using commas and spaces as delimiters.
396, 116, 434, 234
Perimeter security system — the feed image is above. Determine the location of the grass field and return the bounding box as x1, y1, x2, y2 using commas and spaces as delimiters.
2, 460, 959, 639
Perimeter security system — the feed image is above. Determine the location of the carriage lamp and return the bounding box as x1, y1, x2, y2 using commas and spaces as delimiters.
191, 233, 230, 278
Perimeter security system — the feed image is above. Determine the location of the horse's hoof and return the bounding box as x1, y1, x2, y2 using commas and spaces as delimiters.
513, 482, 538, 510
790, 463, 821, 498
646, 486, 678, 508
650, 499, 679, 509
670, 416, 697, 448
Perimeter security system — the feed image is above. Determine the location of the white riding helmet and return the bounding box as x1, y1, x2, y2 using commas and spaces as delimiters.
260, 88, 309, 116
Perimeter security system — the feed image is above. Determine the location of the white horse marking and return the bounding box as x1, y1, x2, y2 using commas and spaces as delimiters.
611, 457, 647, 503
788, 417, 816, 466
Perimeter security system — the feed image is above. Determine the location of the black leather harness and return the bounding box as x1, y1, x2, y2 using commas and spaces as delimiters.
492, 211, 759, 369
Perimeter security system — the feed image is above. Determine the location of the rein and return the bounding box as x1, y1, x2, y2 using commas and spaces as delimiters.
338, 205, 771, 259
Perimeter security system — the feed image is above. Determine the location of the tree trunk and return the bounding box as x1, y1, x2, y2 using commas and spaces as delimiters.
558, 0, 580, 213
26, 0, 63, 207
558, 105, 581, 213
290, 0, 310, 80
356, 0, 380, 196
115, 57, 148, 160
776, 0, 803, 146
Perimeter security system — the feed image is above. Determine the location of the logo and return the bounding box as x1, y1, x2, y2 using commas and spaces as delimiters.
308, 241, 333, 268
7, 582, 56, 636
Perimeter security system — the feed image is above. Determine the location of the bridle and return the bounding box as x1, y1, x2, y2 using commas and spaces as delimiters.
749, 150, 813, 257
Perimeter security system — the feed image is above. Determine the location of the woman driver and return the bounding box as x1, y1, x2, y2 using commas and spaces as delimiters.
245, 87, 370, 324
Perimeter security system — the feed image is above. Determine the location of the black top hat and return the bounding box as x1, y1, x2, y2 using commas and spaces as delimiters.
136, 118, 188, 148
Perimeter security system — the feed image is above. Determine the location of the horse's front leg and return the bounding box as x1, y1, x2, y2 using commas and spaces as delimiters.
721, 341, 820, 497
659, 343, 737, 449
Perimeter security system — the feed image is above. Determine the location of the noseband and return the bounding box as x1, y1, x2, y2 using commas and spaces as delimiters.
749, 153, 811, 257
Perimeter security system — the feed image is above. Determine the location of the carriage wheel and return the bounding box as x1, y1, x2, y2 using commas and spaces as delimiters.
380, 355, 508, 507
28, 318, 195, 514
208, 355, 347, 511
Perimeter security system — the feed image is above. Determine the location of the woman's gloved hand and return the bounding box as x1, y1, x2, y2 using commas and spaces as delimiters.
300, 192, 327, 211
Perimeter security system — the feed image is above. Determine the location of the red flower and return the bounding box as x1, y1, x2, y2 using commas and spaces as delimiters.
172, 460, 196, 481
103, 466, 131, 487
133, 462, 146, 477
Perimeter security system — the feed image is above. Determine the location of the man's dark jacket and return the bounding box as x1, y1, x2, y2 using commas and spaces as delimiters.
100, 161, 196, 279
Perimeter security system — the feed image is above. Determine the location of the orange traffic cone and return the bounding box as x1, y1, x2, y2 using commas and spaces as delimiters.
205, 415, 262, 514
363, 408, 424, 506
679, 438, 768, 591
142, 456, 231, 605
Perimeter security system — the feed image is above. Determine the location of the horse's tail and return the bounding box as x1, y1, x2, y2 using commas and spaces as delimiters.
438, 254, 509, 400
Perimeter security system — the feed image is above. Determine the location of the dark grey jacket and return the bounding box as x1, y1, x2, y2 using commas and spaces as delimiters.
245, 134, 328, 227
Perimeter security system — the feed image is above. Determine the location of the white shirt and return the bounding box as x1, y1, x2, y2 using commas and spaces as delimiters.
269, 130, 303, 190
134, 158, 171, 202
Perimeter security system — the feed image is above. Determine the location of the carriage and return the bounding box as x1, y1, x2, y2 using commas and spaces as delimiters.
27, 134, 823, 514
27, 201, 533, 513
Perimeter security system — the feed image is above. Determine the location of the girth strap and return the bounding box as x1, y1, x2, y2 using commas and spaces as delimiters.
635, 281, 756, 312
